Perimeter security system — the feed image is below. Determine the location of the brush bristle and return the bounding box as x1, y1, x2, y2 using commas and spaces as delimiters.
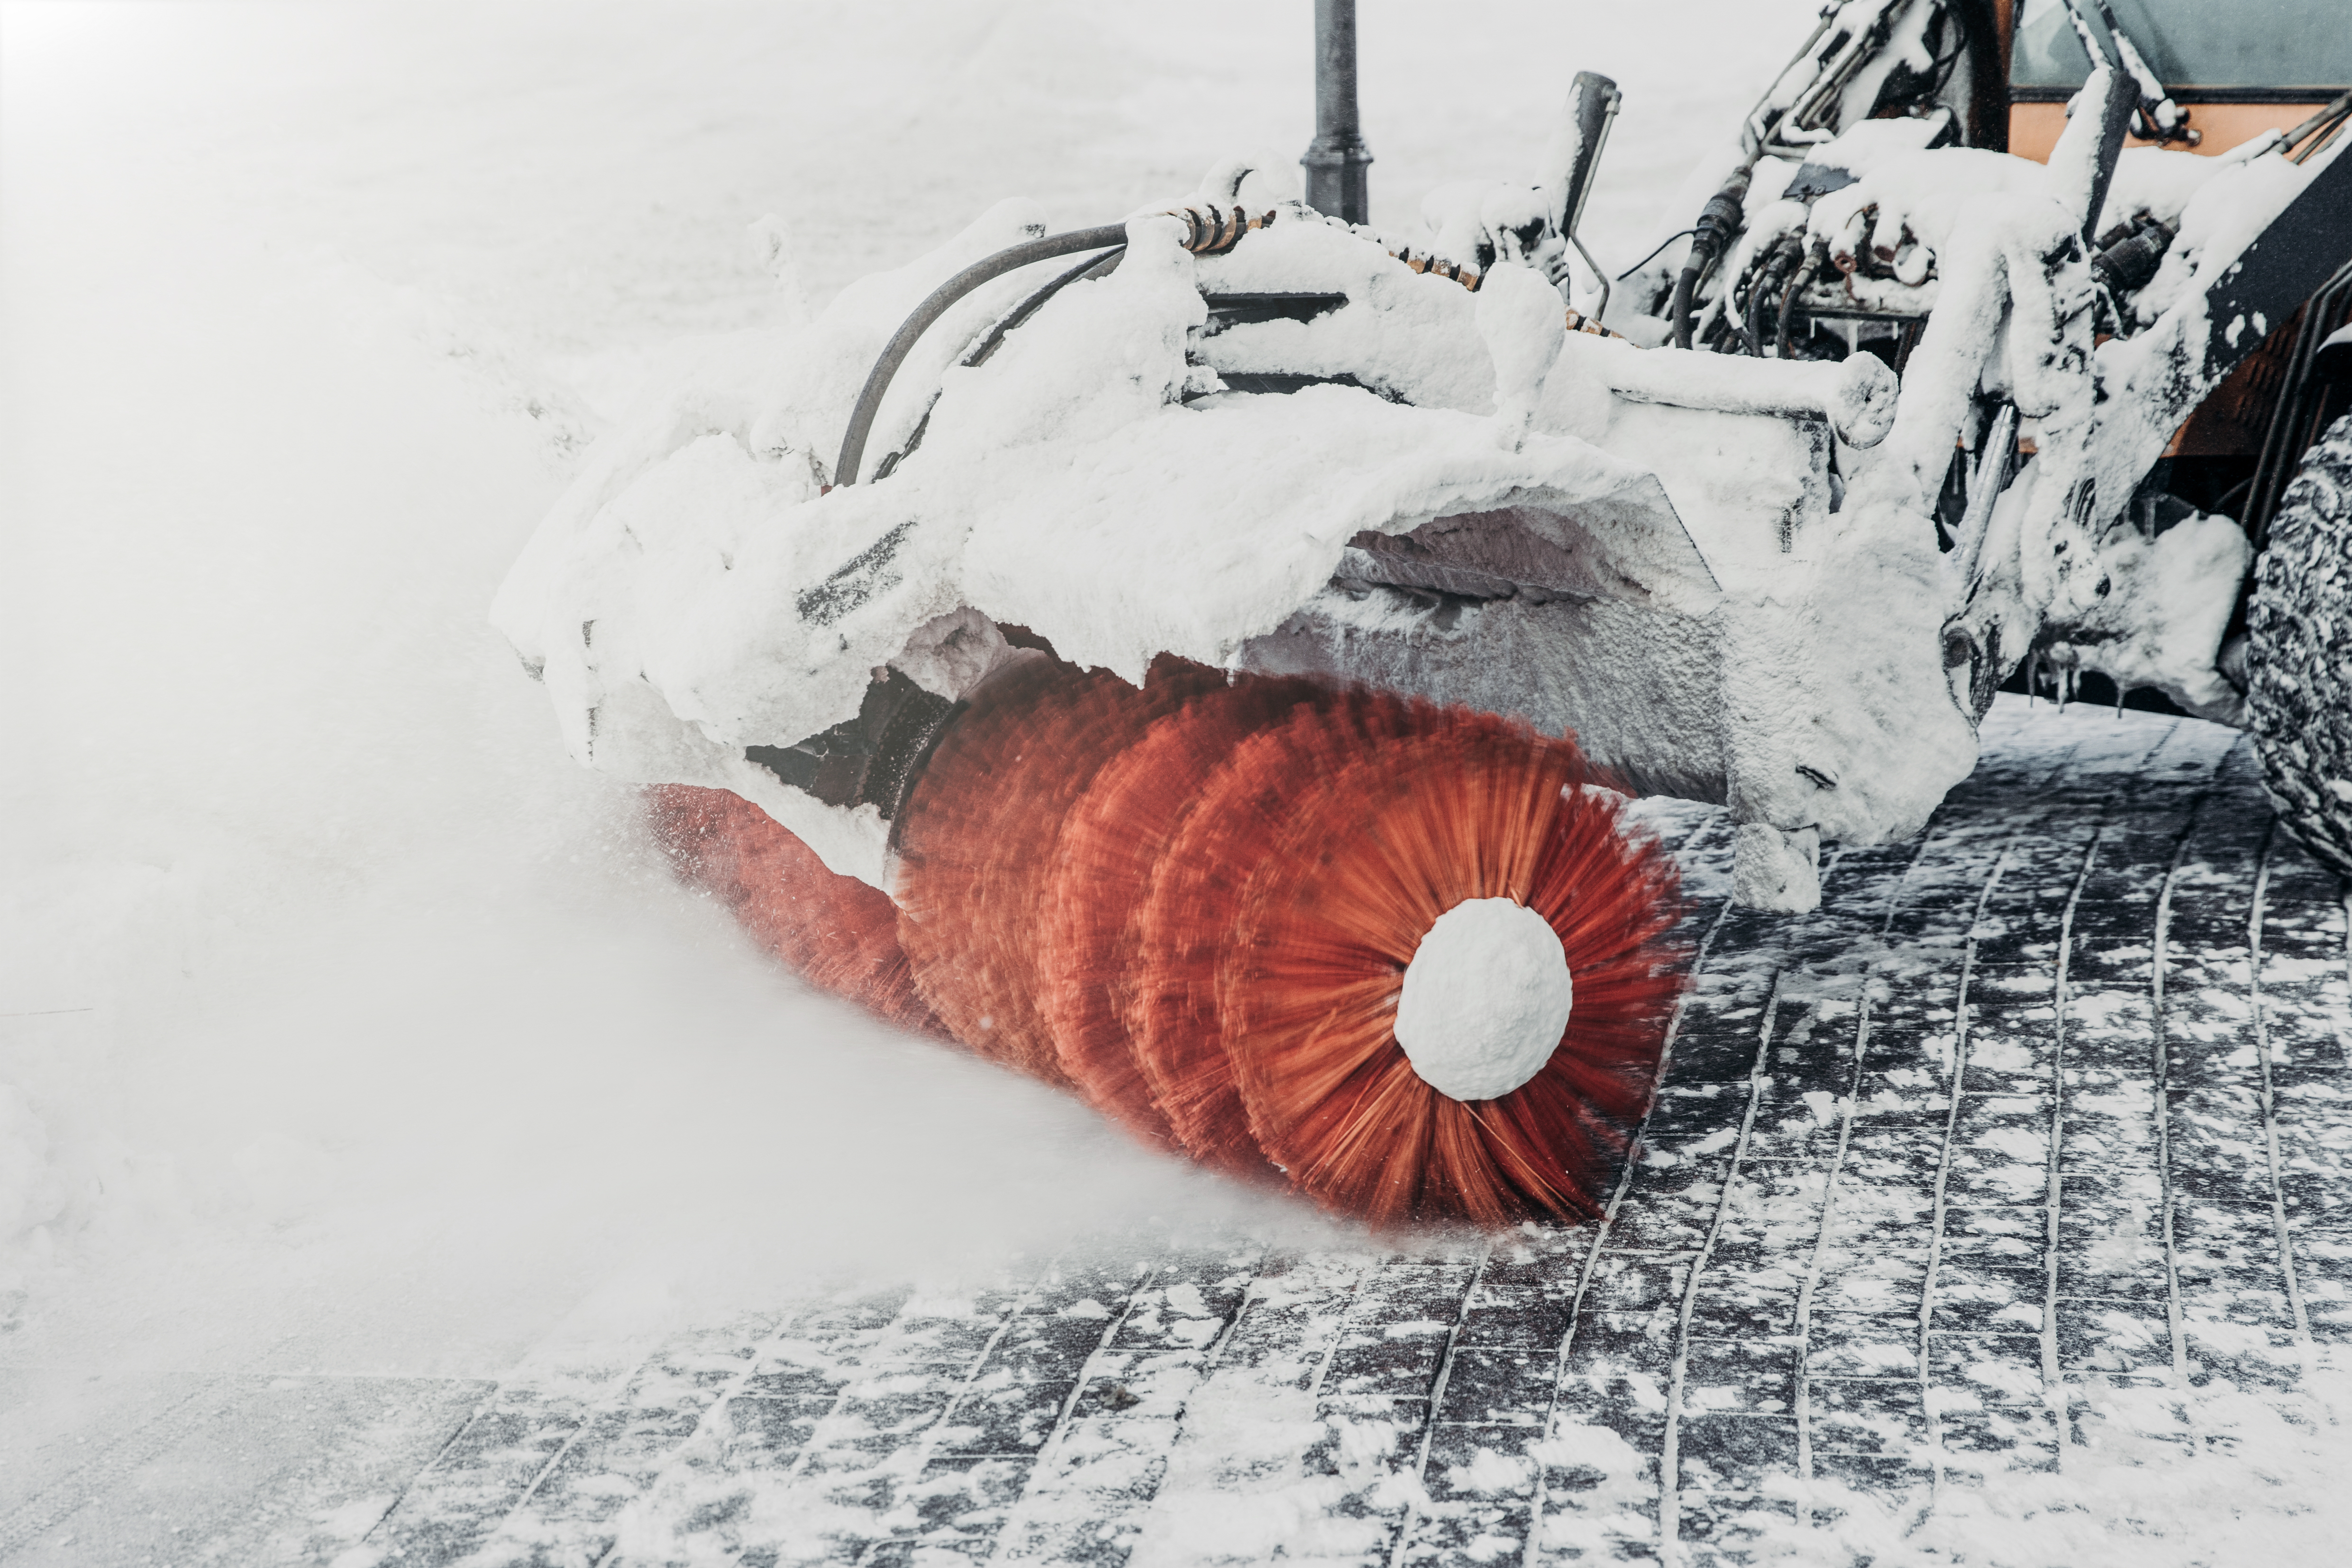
1128, 687, 1427, 1176
1202, 697, 1683, 1225
1040, 673, 1331, 1158
893, 655, 1220, 1088
645, 784, 947, 1037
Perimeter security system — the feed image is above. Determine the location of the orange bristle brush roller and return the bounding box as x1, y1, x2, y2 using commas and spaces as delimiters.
1040, 671, 1335, 1162
646, 784, 946, 1038
653, 655, 1686, 1227
1205, 700, 1684, 1225
891, 654, 1228, 1085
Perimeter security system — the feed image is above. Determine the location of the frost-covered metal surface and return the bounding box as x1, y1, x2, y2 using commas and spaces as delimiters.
491, 174, 1987, 903
182, 699, 2341, 1568
486, 202, 1743, 891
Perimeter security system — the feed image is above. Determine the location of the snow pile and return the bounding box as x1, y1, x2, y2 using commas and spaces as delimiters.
1808, 146, 2047, 283
2039, 508, 2252, 720
2125, 135, 2332, 331
1191, 207, 1501, 411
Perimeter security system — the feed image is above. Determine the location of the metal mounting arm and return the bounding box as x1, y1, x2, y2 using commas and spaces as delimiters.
1556, 71, 1622, 321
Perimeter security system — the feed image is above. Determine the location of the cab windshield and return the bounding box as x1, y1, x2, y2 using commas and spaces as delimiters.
2010, 0, 2352, 92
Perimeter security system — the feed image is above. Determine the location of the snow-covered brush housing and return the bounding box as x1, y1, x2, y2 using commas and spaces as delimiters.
493, 184, 1967, 912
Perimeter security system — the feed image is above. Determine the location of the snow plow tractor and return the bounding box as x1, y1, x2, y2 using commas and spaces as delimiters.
494, 0, 2352, 1224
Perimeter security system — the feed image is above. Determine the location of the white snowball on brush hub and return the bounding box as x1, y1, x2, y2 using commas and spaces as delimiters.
1393, 897, 1574, 1101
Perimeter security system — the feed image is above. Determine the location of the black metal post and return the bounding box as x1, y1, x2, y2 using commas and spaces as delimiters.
1302, 0, 1372, 224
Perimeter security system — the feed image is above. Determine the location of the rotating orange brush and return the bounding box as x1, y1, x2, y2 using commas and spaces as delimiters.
656, 657, 1685, 1231
645, 784, 947, 1038
1124, 687, 1429, 1176
892, 655, 1224, 1086
1208, 700, 1683, 1225
1039, 673, 1331, 1157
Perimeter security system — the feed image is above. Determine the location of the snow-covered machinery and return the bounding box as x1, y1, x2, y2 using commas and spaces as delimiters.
493, 0, 2352, 1222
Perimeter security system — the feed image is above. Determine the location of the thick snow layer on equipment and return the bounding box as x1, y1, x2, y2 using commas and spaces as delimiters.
1392, 898, 1573, 1101
491, 208, 1716, 882
1191, 215, 1499, 412
493, 137, 2001, 893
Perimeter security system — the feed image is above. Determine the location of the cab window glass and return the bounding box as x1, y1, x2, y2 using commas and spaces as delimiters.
2011, 0, 2352, 91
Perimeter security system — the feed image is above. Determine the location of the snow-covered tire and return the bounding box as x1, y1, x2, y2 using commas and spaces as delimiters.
2248, 411, 2352, 877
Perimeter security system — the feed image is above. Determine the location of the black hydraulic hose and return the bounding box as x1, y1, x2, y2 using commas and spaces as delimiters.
1615, 227, 1697, 282
1671, 176, 1751, 351
834, 223, 1129, 487
968, 247, 1125, 368
1669, 266, 1702, 352
1742, 254, 1780, 357
870, 246, 1126, 483
1775, 240, 1822, 361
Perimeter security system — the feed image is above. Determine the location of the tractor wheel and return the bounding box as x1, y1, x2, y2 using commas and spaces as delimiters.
2247, 411, 2352, 876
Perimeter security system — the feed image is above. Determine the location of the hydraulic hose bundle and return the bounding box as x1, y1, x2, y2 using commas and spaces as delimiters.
833, 202, 1275, 488
1669, 171, 1754, 351
831, 189, 1625, 489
